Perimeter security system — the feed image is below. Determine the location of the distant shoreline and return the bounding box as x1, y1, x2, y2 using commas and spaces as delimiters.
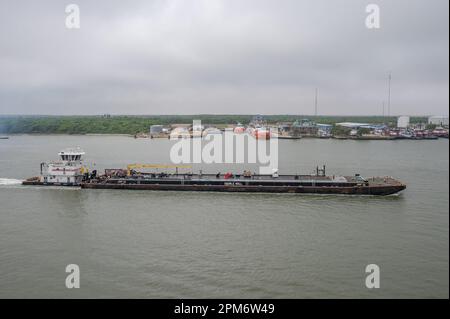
0, 114, 430, 135
3, 133, 135, 137
2, 133, 448, 142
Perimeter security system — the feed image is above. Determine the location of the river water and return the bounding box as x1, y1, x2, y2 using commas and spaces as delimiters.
0, 135, 448, 298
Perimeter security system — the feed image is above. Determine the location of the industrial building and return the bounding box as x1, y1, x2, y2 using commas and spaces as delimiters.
336, 122, 374, 129
150, 125, 164, 135
292, 119, 319, 136
428, 116, 449, 127
149, 125, 170, 138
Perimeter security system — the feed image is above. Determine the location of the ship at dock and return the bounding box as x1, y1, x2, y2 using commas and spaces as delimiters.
23, 149, 406, 196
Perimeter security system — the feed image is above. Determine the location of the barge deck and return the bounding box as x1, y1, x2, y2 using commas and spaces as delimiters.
79, 174, 406, 196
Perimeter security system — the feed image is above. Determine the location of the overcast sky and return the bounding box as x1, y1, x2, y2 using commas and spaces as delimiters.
0, 0, 448, 115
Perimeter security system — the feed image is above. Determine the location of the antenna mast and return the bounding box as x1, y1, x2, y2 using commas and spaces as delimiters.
314, 88, 318, 117
387, 72, 391, 117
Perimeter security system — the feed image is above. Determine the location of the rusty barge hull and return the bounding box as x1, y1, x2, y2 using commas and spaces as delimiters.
80, 182, 404, 195
79, 174, 406, 196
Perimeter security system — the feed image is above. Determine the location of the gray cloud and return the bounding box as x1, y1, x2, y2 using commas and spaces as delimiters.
0, 0, 448, 115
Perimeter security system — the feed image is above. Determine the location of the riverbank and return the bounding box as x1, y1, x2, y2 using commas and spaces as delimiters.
0, 115, 427, 135
2, 132, 448, 141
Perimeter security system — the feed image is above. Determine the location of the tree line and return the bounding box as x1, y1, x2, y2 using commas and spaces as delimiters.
0, 115, 427, 135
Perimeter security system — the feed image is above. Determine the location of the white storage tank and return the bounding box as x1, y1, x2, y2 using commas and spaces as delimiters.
397, 116, 410, 128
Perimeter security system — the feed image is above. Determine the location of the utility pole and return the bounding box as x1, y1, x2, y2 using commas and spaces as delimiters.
314, 88, 318, 117
387, 72, 391, 117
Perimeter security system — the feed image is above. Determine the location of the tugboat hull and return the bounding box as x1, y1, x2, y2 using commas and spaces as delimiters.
22, 181, 80, 187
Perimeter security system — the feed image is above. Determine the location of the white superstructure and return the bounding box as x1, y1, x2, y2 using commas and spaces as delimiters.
40, 148, 87, 185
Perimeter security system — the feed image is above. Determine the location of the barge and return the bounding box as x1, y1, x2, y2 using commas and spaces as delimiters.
82, 173, 405, 195
23, 149, 406, 195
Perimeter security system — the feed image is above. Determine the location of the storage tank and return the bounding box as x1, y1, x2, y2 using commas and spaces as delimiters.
397, 116, 410, 128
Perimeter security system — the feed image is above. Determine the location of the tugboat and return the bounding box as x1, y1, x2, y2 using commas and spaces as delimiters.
252, 126, 271, 139
247, 115, 271, 139
22, 148, 91, 186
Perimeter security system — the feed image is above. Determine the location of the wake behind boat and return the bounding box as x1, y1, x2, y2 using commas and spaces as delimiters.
0, 178, 23, 185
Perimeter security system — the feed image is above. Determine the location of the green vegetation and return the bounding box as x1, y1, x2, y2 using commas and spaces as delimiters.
356, 127, 372, 136
0, 115, 428, 135
0, 116, 177, 135
331, 125, 352, 137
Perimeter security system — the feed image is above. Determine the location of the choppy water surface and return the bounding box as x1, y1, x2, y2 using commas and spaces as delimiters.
0, 135, 448, 298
